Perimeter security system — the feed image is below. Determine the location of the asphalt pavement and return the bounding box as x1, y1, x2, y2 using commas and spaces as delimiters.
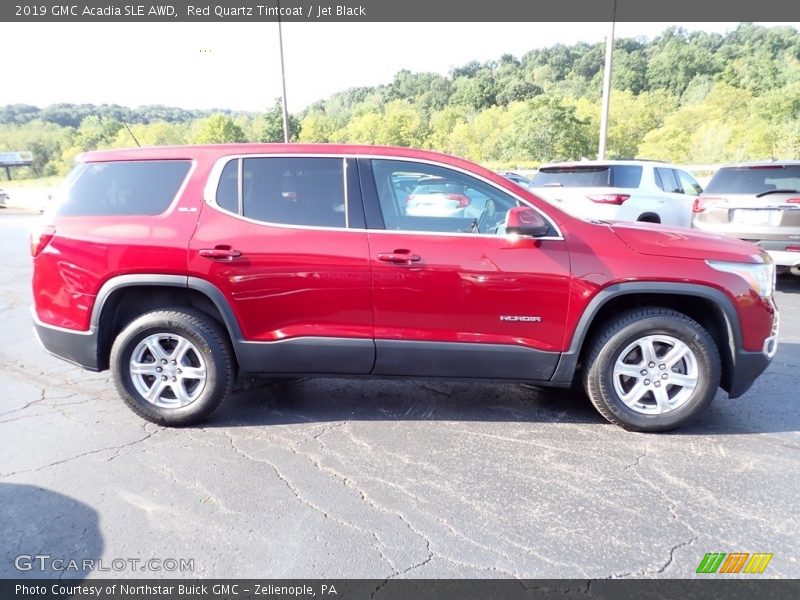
0, 211, 798, 579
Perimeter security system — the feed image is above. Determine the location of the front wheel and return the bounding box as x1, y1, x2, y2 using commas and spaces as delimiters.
110, 308, 235, 425
582, 308, 721, 432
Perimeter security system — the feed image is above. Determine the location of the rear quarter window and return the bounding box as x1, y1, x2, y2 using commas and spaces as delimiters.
57, 160, 192, 216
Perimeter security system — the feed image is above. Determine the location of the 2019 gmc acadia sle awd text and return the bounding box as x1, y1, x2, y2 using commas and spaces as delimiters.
30, 144, 779, 432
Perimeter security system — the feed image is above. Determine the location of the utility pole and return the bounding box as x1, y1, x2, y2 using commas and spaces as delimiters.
277, 1, 290, 143
598, 6, 616, 159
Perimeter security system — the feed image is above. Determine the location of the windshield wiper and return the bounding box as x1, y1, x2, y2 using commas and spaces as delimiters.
756, 189, 800, 197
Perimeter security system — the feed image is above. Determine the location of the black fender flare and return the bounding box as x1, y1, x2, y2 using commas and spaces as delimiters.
91, 274, 246, 361
550, 282, 741, 384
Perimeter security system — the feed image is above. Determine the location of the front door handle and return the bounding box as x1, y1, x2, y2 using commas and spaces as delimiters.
377, 250, 421, 265
199, 246, 242, 261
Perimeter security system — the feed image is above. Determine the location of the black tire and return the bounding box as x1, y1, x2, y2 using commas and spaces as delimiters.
582, 308, 720, 432
110, 308, 235, 426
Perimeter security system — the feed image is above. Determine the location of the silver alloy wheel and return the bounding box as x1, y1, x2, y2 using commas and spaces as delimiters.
612, 334, 699, 415
129, 333, 207, 408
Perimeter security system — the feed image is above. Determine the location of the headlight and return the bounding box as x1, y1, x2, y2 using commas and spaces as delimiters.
706, 259, 775, 298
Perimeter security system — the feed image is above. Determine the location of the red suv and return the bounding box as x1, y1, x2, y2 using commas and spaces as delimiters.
31, 145, 779, 431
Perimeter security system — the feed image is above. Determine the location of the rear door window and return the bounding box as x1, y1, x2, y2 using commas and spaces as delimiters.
655, 168, 681, 193
57, 160, 192, 216
241, 157, 346, 228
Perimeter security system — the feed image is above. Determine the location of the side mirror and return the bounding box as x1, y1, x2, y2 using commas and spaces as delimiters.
505, 206, 550, 237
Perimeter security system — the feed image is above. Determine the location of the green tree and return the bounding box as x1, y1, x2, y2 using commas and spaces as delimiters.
298, 110, 340, 143
498, 96, 594, 162
190, 114, 246, 144
260, 99, 300, 142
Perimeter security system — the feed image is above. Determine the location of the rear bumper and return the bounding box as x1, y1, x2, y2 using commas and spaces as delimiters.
32, 308, 100, 371
742, 240, 800, 267
765, 249, 800, 268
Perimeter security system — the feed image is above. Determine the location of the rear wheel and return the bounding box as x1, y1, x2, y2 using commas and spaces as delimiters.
110, 308, 235, 425
582, 308, 720, 432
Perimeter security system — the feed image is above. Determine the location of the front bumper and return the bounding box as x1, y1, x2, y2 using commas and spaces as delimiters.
726, 310, 778, 398
727, 350, 772, 398
32, 308, 100, 371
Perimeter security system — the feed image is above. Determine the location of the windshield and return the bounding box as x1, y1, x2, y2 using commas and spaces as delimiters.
704, 165, 800, 195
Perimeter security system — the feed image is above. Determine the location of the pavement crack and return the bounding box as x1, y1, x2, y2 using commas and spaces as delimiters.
1, 428, 156, 477
624, 443, 650, 471
220, 430, 398, 575
413, 381, 452, 397
158, 464, 237, 515
654, 536, 697, 574
602, 535, 697, 578
0, 388, 48, 418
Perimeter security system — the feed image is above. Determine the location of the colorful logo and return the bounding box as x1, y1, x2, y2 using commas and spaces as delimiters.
696, 553, 773, 574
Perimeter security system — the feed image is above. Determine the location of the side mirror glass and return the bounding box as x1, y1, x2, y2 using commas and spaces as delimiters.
505, 206, 550, 237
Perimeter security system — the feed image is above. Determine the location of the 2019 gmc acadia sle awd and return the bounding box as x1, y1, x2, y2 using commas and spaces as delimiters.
30, 145, 779, 432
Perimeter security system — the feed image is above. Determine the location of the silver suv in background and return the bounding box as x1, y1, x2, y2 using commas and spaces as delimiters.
692, 161, 800, 275
529, 160, 703, 228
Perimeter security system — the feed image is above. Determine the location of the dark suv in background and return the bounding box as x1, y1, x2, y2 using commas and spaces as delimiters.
31, 144, 778, 432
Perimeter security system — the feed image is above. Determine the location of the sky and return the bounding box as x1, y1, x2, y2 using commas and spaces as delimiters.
1, 22, 799, 113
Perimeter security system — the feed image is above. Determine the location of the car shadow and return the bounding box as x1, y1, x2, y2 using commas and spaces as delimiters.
207, 340, 800, 435
212, 377, 605, 429
0, 483, 103, 579
777, 273, 800, 293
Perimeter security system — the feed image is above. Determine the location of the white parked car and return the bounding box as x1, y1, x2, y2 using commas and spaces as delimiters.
404, 176, 484, 219
529, 160, 703, 228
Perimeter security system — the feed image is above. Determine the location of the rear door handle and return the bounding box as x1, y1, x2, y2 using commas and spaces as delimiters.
377, 251, 421, 265
199, 246, 242, 261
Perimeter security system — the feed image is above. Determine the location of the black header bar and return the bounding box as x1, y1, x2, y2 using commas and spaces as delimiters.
3, 0, 800, 22
3, 579, 800, 600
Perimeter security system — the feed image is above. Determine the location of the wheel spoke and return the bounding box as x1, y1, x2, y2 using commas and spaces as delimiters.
130, 361, 159, 376
663, 341, 691, 368
615, 363, 644, 379
145, 338, 168, 362
169, 382, 192, 405
179, 366, 206, 381
668, 372, 697, 390
145, 379, 167, 402
620, 381, 648, 406
171, 337, 192, 363
653, 386, 672, 414
639, 338, 658, 365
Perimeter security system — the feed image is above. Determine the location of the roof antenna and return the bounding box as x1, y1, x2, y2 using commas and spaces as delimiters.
123, 121, 141, 147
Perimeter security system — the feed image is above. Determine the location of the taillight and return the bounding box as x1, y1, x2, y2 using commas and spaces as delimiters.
405, 193, 415, 206
693, 197, 722, 213
587, 194, 629, 205
30, 225, 56, 257
787, 246, 800, 252
786, 198, 800, 204
445, 193, 471, 208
